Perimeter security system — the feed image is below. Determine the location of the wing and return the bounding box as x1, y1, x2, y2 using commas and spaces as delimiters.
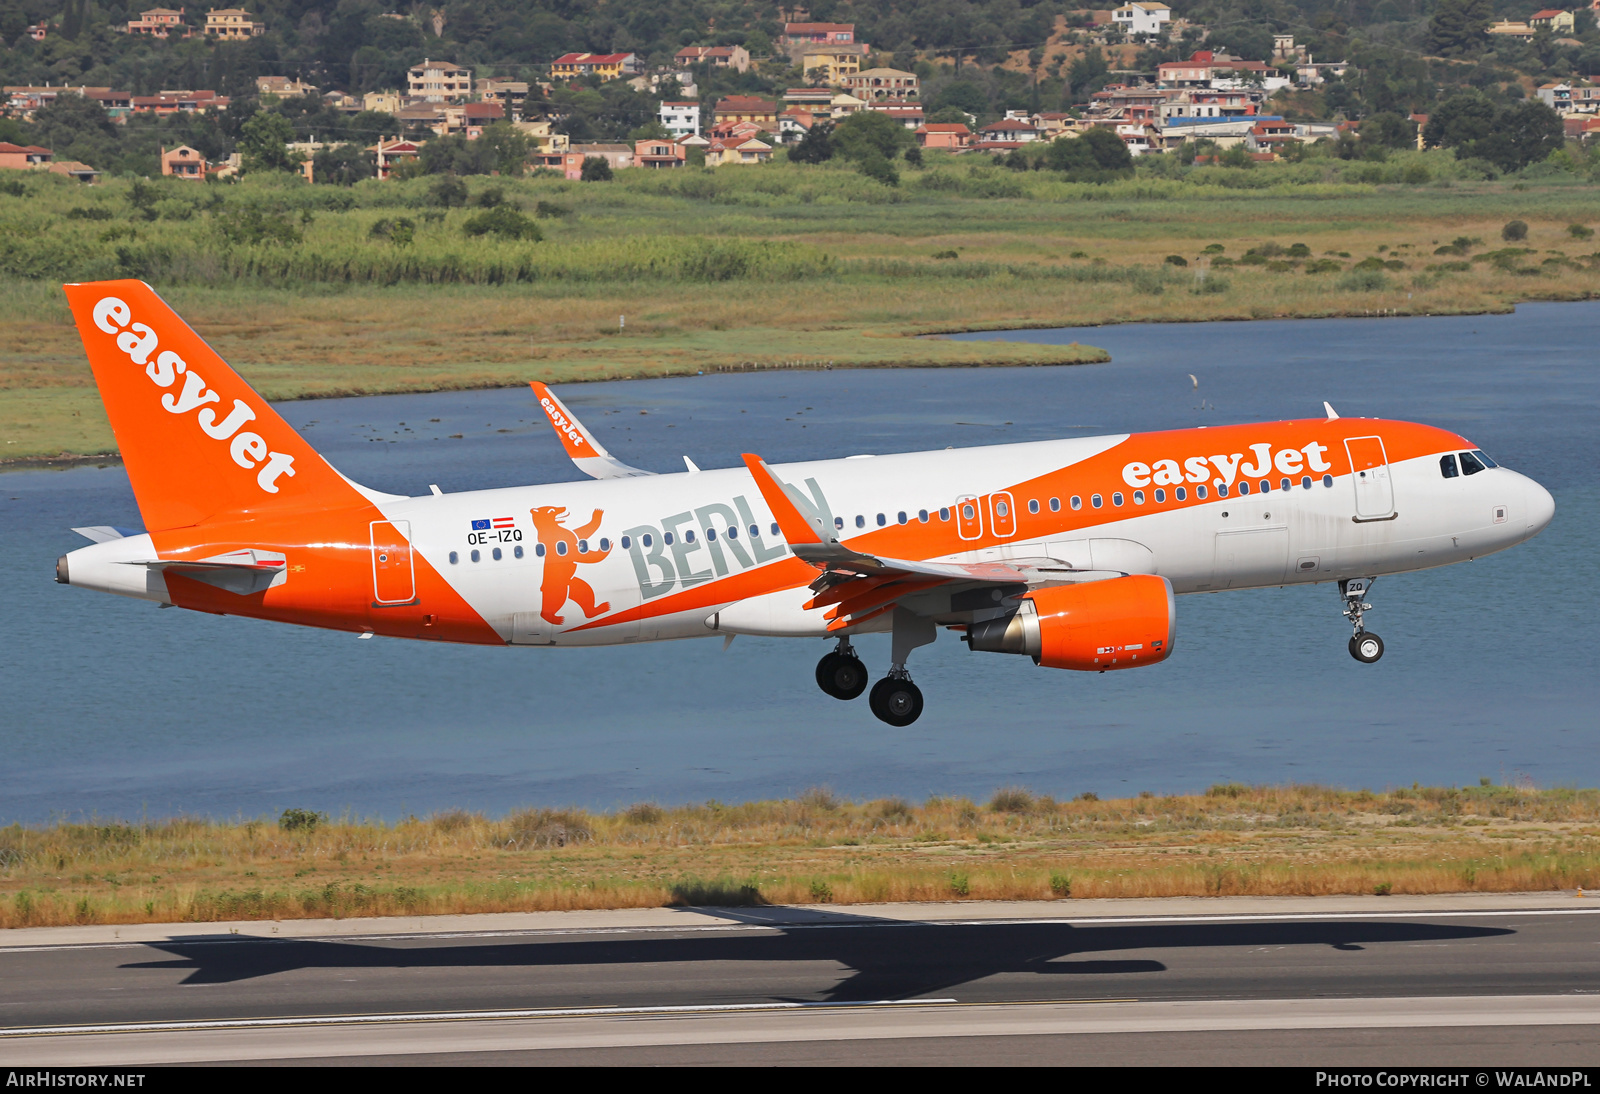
740, 453, 1123, 632
530, 381, 655, 479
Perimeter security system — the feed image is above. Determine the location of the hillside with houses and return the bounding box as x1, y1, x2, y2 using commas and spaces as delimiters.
0, 1, 1592, 182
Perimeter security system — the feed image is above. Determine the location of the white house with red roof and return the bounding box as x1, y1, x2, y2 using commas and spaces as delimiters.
659, 100, 701, 137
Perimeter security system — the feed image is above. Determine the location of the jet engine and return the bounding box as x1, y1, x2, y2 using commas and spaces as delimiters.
962, 574, 1176, 671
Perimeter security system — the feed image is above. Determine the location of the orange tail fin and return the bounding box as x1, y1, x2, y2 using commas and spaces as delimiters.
63, 279, 360, 531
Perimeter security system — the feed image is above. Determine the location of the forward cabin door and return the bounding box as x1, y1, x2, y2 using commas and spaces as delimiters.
1344, 436, 1396, 520
370, 520, 416, 605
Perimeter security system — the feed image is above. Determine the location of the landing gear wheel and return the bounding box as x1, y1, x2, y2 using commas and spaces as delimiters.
869, 676, 924, 727
816, 652, 868, 700
1349, 632, 1384, 664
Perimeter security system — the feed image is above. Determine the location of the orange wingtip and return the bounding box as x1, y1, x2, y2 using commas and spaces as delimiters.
740, 453, 826, 545
529, 381, 594, 459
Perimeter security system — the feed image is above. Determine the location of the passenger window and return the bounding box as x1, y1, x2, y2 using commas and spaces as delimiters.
994, 501, 1009, 518
771, 522, 780, 535
962, 503, 975, 520
622, 535, 632, 549
1154, 488, 1166, 503
1196, 485, 1207, 499
1112, 492, 1123, 506
642, 534, 652, 548
1260, 480, 1271, 493
1459, 451, 1486, 476
1049, 498, 1061, 512
514, 545, 524, 559
726, 527, 737, 540
1070, 496, 1082, 510
492, 547, 502, 561
1028, 499, 1039, 514
557, 540, 570, 555
707, 527, 718, 540
470, 549, 480, 563
1473, 449, 1497, 469
449, 551, 459, 565
1280, 478, 1291, 492
939, 507, 951, 521
918, 509, 929, 523
1176, 487, 1187, 501
536, 543, 547, 557
1238, 481, 1251, 496
897, 511, 908, 525
599, 538, 610, 550
855, 515, 865, 528
579, 539, 589, 553
876, 513, 886, 526
1091, 494, 1103, 508
683, 530, 694, 544
1301, 476, 1312, 489
1133, 490, 1145, 504
1322, 475, 1333, 487
833, 518, 842, 531
1217, 483, 1229, 497
748, 525, 759, 537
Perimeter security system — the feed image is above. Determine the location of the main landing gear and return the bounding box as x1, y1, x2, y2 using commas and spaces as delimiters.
816, 639, 868, 701
1341, 577, 1384, 664
813, 610, 937, 726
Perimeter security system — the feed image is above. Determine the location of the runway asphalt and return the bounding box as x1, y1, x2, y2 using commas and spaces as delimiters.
2, 895, 1598, 1065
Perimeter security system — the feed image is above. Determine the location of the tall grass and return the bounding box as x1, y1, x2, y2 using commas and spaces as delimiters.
3, 784, 1597, 927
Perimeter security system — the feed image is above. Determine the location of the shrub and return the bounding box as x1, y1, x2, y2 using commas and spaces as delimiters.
1049, 872, 1073, 897
503, 807, 591, 848
1207, 783, 1247, 799
1164, 254, 1188, 266
875, 797, 915, 821
428, 175, 469, 208
0, 178, 25, 197
855, 149, 899, 186
66, 206, 114, 220
800, 786, 840, 811
278, 808, 326, 832
1373, 882, 1393, 896
473, 185, 505, 208
217, 208, 302, 247
809, 880, 834, 902
1286, 242, 1311, 258
461, 206, 542, 241
671, 878, 765, 905
623, 802, 664, 824
949, 872, 971, 897
1337, 269, 1391, 292
1568, 223, 1594, 240
1076, 791, 1099, 802
533, 201, 571, 218
1202, 243, 1225, 253
368, 216, 415, 246
1192, 274, 1230, 294
1501, 219, 1528, 241
989, 787, 1035, 813
580, 156, 613, 182
932, 249, 958, 259
1303, 258, 1343, 273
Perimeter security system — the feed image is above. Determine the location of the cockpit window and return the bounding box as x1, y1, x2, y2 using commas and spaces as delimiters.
1459, 451, 1487, 476
1472, 449, 1497, 469
1440, 453, 1459, 479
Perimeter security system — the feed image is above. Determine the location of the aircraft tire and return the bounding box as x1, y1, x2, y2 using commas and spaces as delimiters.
1349, 632, 1384, 664
869, 677, 924, 727
816, 652, 869, 700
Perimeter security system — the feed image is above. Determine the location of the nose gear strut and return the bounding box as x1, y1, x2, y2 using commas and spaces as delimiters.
1341, 578, 1384, 663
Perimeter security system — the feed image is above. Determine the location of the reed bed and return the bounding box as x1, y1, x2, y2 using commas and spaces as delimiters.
3, 784, 1598, 927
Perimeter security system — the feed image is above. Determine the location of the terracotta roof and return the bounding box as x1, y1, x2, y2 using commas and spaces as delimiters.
552, 52, 634, 65
0, 142, 50, 153
920, 123, 970, 133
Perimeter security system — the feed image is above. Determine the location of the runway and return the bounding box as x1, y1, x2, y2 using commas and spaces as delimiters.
3, 895, 1598, 1065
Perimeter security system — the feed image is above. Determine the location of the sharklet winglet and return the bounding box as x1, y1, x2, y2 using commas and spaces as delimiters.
530, 381, 655, 480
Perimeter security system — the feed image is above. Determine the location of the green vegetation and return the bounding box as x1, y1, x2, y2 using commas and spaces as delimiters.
7, 158, 1600, 461
3, 783, 1598, 926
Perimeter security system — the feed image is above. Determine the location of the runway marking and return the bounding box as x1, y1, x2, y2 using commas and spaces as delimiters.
0, 998, 963, 1039
2, 995, 1598, 1065
4, 905, 1597, 953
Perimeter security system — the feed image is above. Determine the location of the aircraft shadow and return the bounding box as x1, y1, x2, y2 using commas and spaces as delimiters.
118, 916, 1516, 1003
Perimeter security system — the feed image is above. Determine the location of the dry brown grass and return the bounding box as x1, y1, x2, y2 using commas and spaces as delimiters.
3, 783, 1597, 927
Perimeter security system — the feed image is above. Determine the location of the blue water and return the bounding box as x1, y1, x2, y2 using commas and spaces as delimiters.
1, 303, 1596, 823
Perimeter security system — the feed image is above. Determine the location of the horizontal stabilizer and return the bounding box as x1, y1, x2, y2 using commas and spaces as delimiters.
124, 548, 287, 596
72, 525, 141, 544
530, 382, 654, 479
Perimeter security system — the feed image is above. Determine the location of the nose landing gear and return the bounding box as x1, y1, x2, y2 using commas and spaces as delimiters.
1341, 578, 1383, 663
815, 639, 868, 701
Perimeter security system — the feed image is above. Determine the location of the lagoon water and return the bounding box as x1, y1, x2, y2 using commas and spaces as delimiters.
1, 303, 1596, 823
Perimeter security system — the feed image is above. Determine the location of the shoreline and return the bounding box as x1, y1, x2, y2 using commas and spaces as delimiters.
7, 293, 1588, 470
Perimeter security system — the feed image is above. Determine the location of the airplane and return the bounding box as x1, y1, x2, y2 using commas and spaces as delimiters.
55, 280, 1555, 726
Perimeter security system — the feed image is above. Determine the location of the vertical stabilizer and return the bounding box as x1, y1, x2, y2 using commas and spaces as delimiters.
63, 279, 360, 531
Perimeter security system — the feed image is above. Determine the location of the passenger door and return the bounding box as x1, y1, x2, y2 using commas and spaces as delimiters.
1344, 436, 1396, 520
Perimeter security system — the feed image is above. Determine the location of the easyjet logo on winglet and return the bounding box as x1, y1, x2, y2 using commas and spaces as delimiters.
92, 296, 296, 494
538, 396, 586, 449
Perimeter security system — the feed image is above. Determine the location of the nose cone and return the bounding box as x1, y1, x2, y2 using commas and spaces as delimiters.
1524, 477, 1555, 538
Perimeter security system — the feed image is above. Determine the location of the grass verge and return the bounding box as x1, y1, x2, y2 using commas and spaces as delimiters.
3, 783, 1597, 927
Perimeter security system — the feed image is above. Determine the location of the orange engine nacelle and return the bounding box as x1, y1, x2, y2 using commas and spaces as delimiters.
962, 575, 1176, 671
